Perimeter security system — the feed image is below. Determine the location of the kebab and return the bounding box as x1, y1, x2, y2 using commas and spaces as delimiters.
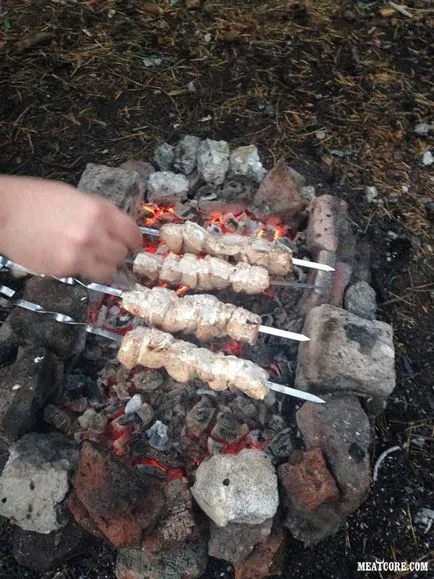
139, 220, 335, 274
0, 284, 325, 403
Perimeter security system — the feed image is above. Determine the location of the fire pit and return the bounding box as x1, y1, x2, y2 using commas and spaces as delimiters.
0, 137, 396, 578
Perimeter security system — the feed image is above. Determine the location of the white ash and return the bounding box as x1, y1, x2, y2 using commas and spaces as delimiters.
125, 394, 143, 414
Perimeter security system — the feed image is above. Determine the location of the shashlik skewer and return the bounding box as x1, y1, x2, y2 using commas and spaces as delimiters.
139, 222, 335, 273
0, 258, 309, 342
0, 284, 325, 403
121, 286, 309, 344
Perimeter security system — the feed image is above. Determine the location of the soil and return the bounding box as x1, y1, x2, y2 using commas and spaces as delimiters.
0, 1, 432, 578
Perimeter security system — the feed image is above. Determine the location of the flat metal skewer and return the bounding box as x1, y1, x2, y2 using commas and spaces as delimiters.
138, 225, 335, 272
0, 284, 324, 403
1, 258, 310, 343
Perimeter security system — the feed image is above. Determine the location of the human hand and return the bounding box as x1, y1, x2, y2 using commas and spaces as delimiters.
0, 175, 143, 282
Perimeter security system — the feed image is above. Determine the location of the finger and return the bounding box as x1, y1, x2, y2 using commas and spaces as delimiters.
95, 237, 130, 267
107, 208, 143, 252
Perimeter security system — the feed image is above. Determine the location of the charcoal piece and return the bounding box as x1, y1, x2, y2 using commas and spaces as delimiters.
146, 420, 169, 451
0, 345, 63, 442
186, 398, 216, 438
8, 278, 87, 359
43, 404, 72, 433
85, 380, 105, 409
210, 411, 249, 444
12, 520, 93, 572
64, 372, 89, 395
266, 428, 295, 459
0, 318, 18, 367
135, 464, 167, 479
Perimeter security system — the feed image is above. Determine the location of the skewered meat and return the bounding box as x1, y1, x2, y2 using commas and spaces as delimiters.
133, 252, 269, 294
121, 286, 261, 344
118, 327, 269, 399
160, 220, 292, 276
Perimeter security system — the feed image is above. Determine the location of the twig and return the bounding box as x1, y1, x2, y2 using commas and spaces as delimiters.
373, 446, 402, 482
389, 2, 413, 19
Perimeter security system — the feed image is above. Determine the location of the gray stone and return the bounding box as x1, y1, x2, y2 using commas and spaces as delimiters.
191, 449, 278, 527
365, 185, 380, 203
0, 433, 78, 533
422, 150, 433, 166
12, 520, 93, 572
297, 395, 372, 514
414, 507, 434, 535
116, 532, 208, 579
284, 503, 343, 546
154, 143, 175, 171
9, 277, 88, 359
173, 135, 201, 175
119, 160, 155, 191
344, 281, 376, 320
147, 171, 189, 204
197, 139, 230, 186
295, 304, 395, 402
78, 163, 145, 216
229, 145, 266, 183
0, 345, 63, 442
208, 518, 273, 563
414, 123, 433, 137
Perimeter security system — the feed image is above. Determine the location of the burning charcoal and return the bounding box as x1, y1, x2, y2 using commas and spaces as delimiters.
64, 373, 89, 395
191, 449, 279, 526
197, 139, 230, 186
266, 428, 295, 460
268, 414, 287, 434
104, 401, 124, 418
146, 420, 169, 451
173, 135, 201, 175
134, 369, 164, 393
85, 380, 105, 410
224, 213, 241, 232
135, 463, 167, 479
78, 408, 108, 433
43, 404, 72, 433
135, 402, 155, 427
229, 144, 267, 184
113, 381, 131, 400
230, 395, 258, 427
154, 142, 175, 171
175, 201, 195, 220
186, 398, 216, 438
210, 411, 249, 444
125, 394, 143, 414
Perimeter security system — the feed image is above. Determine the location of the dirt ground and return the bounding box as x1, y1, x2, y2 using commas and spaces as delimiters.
0, 1, 433, 578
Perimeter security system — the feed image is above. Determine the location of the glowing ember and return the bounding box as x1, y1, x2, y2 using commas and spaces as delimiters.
175, 285, 190, 297
132, 457, 185, 480
137, 203, 182, 228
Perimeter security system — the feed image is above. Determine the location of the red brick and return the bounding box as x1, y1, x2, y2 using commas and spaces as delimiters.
278, 447, 339, 511
233, 524, 285, 579
69, 441, 164, 548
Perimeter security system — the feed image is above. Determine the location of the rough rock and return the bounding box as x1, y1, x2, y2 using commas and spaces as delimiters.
78, 163, 144, 215
278, 448, 339, 512
295, 304, 395, 401
229, 145, 266, 183
283, 502, 344, 545
297, 395, 372, 514
300, 185, 316, 201
287, 166, 306, 190
306, 195, 354, 262
365, 186, 380, 204
173, 135, 201, 175
142, 479, 196, 553
147, 171, 189, 204
197, 139, 230, 186
116, 531, 208, 579
12, 520, 93, 572
191, 449, 279, 527
0, 433, 78, 533
252, 159, 307, 220
414, 122, 433, 137
208, 518, 273, 563
233, 524, 285, 579
9, 277, 88, 359
67, 440, 165, 548
119, 159, 155, 192
344, 281, 376, 320
0, 345, 62, 442
154, 142, 175, 171
0, 317, 18, 367
422, 150, 433, 166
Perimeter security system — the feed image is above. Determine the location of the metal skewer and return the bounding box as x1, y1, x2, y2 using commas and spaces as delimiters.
0, 285, 324, 404
1, 257, 310, 343
138, 225, 335, 272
